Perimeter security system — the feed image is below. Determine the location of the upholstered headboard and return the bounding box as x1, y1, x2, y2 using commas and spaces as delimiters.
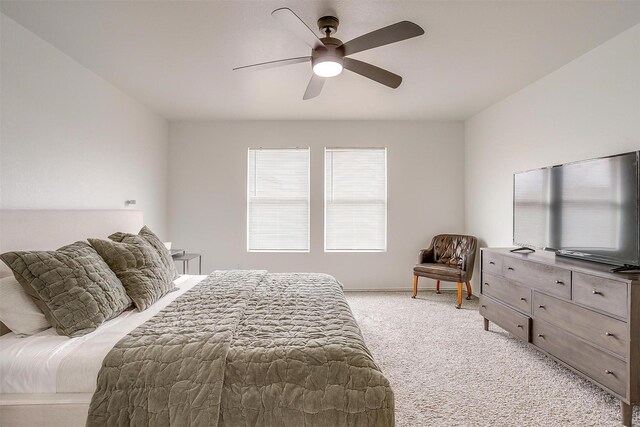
0, 209, 143, 335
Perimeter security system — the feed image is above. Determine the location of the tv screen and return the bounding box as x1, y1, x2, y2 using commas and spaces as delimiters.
513, 151, 640, 267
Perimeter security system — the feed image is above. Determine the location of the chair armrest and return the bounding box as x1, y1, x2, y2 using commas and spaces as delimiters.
460, 245, 478, 282
418, 248, 435, 264
461, 254, 469, 271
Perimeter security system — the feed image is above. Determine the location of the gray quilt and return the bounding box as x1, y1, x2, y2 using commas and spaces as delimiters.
87, 271, 394, 427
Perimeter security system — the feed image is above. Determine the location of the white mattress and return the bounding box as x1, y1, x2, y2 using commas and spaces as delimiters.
0, 275, 207, 395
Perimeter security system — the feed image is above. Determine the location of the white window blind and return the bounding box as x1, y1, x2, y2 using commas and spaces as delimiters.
247, 148, 310, 252
325, 148, 387, 252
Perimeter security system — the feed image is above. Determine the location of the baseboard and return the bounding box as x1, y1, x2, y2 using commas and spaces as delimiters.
343, 287, 467, 292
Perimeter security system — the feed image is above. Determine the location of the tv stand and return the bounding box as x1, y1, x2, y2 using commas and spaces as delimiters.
612, 265, 640, 273
480, 248, 639, 426
509, 246, 535, 254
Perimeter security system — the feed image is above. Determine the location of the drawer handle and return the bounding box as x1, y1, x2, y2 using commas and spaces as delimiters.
517, 324, 523, 328
489, 261, 495, 265
484, 282, 490, 286
507, 267, 514, 271
481, 305, 487, 309
605, 370, 614, 376
538, 305, 545, 309
592, 290, 603, 295
555, 280, 564, 285
605, 332, 615, 337
520, 297, 527, 301
537, 334, 545, 338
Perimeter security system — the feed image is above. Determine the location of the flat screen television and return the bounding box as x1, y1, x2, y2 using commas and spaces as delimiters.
513, 151, 640, 268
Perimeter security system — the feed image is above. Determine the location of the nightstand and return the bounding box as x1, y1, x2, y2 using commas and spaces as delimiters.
172, 252, 202, 275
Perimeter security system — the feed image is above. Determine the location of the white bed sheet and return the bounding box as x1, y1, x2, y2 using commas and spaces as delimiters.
0, 275, 207, 395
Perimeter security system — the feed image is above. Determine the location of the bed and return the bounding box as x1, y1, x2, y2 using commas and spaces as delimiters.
0, 210, 394, 426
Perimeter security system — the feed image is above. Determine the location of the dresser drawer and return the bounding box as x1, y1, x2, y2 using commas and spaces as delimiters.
482, 272, 532, 314
533, 292, 627, 358
572, 272, 627, 319
532, 320, 627, 397
479, 296, 530, 342
502, 257, 571, 299
482, 252, 503, 275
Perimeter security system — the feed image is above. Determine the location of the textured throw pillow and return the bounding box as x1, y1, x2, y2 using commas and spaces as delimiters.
109, 226, 178, 280
0, 275, 51, 336
0, 242, 132, 337
89, 236, 176, 311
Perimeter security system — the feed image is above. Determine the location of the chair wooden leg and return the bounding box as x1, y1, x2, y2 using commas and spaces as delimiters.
456, 282, 463, 308
436, 280, 441, 294
412, 275, 418, 298
465, 281, 473, 300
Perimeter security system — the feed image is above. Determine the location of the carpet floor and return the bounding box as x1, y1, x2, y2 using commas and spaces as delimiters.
345, 290, 639, 427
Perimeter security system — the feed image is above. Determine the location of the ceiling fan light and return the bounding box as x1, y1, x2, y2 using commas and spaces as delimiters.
313, 60, 343, 77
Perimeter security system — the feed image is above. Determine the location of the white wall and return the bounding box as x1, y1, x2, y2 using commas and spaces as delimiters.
5, 12, 635, 290
0, 14, 169, 236
465, 24, 640, 287
169, 121, 465, 290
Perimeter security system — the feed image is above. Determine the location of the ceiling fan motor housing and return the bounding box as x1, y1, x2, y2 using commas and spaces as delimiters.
311, 37, 345, 71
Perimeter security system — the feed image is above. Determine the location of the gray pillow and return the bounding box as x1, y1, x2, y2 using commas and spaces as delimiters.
109, 226, 178, 280
0, 241, 132, 337
88, 236, 176, 311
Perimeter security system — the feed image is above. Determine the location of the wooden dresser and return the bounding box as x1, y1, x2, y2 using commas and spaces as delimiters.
479, 248, 639, 426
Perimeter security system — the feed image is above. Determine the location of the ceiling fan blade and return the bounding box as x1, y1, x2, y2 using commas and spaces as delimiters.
303, 74, 325, 100
342, 21, 424, 56
233, 56, 311, 72
343, 58, 402, 88
272, 8, 323, 50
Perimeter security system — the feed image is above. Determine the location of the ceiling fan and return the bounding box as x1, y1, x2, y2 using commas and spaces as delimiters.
233, 8, 425, 100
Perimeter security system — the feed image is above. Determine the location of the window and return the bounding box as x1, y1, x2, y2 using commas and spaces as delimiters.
324, 148, 387, 252
247, 148, 310, 252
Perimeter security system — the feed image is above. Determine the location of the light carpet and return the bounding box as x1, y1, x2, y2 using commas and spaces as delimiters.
345, 290, 639, 427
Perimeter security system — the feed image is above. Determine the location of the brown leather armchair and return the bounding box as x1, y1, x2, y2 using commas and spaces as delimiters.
412, 234, 478, 308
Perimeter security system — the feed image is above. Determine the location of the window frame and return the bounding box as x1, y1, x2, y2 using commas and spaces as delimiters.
323, 147, 388, 253
246, 147, 311, 253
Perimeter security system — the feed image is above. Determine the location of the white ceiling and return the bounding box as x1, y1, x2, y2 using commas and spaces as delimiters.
2, 1, 639, 121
